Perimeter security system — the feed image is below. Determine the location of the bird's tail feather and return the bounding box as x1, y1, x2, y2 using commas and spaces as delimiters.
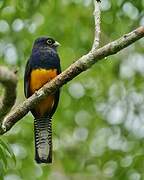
34, 117, 52, 163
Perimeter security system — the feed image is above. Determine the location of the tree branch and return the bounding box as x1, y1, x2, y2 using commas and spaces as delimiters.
92, 0, 101, 51
1, 26, 144, 135
0, 67, 17, 122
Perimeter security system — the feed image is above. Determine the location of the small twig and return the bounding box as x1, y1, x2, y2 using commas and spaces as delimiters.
92, 0, 101, 51
1, 26, 144, 135
0, 66, 17, 122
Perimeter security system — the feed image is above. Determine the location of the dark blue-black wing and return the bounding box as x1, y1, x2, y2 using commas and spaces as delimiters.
24, 58, 31, 98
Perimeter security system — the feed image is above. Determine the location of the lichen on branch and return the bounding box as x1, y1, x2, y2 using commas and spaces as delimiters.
0, 66, 17, 122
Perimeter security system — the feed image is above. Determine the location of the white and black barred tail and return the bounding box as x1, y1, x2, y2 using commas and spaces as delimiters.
34, 117, 52, 163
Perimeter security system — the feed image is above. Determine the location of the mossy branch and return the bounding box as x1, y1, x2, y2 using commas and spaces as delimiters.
0, 67, 17, 123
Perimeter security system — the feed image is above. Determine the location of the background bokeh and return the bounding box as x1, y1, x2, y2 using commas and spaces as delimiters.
0, 0, 144, 179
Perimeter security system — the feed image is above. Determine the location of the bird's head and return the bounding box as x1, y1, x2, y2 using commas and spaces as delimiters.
33, 37, 60, 51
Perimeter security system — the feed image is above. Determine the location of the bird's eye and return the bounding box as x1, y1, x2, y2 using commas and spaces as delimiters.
47, 39, 53, 45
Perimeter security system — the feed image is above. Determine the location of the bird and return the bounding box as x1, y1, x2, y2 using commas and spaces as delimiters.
24, 37, 61, 164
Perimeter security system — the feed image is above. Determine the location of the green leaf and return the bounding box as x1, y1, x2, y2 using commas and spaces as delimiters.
0, 139, 16, 165
0, 146, 7, 169
0, 160, 4, 180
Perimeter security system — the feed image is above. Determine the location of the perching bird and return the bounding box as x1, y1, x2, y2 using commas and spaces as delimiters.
24, 37, 61, 163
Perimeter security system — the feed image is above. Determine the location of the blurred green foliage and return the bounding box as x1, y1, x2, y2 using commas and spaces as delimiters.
0, 0, 144, 179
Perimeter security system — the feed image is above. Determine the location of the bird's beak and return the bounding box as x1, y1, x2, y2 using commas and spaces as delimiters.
53, 41, 61, 47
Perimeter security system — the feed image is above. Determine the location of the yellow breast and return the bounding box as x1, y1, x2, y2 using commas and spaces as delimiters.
30, 68, 57, 94
30, 68, 57, 116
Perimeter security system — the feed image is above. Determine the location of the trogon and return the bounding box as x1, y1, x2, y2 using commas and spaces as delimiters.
24, 37, 61, 163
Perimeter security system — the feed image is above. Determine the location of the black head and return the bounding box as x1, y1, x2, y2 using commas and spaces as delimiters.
33, 37, 60, 50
